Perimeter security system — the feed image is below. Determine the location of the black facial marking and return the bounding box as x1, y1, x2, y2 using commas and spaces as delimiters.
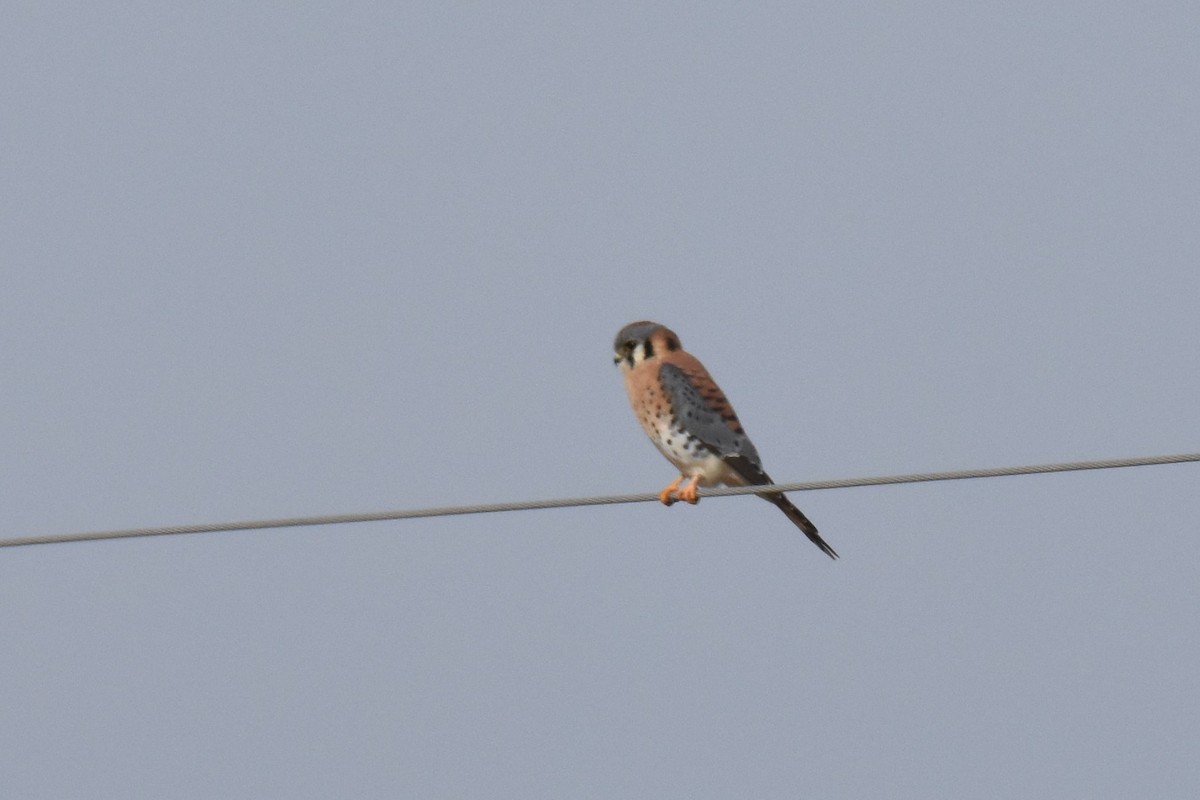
642, 339, 655, 359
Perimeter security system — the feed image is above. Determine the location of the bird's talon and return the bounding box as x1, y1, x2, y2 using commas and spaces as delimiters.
658, 476, 684, 506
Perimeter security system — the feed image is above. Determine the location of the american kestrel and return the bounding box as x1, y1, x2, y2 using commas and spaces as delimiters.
613, 320, 838, 559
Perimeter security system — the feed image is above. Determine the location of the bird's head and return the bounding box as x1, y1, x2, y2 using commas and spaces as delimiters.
613, 321, 682, 370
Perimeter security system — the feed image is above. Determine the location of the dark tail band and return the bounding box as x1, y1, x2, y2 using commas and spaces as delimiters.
761, 492, 839, 560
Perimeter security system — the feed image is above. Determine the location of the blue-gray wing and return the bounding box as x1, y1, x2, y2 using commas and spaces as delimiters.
660, 364, 837, 557
659, 362, 763, 468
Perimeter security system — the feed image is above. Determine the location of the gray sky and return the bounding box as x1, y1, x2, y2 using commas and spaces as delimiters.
3, 3, 1199, 797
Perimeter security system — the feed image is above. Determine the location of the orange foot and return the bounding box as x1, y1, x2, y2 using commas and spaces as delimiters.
658, 475, 684, 506
676, 477, 701, 504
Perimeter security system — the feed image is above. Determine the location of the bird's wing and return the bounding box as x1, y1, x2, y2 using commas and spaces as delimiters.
658, 362, 762, 466
660, 362, 838, 558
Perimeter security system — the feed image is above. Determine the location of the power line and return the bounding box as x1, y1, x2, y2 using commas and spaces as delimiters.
3, 451, 1198, 549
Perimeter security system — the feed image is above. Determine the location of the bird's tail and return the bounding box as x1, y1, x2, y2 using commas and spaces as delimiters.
760, 492, 839, 560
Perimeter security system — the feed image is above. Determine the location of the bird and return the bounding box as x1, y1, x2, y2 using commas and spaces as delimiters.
613, 320, 838, 559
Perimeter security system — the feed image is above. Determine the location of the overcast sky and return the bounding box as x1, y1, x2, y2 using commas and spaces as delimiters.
3, 3, 1199, 798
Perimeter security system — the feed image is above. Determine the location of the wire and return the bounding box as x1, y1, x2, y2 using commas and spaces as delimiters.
3, 451, 1198, 549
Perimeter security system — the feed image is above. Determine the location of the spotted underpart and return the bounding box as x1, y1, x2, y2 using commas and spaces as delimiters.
627, 362, 714, 474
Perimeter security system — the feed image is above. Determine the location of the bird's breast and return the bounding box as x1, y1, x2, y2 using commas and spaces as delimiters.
625, 360, 730, 483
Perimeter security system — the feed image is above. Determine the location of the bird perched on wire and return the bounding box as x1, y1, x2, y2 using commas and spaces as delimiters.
613, 320, 838, 559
